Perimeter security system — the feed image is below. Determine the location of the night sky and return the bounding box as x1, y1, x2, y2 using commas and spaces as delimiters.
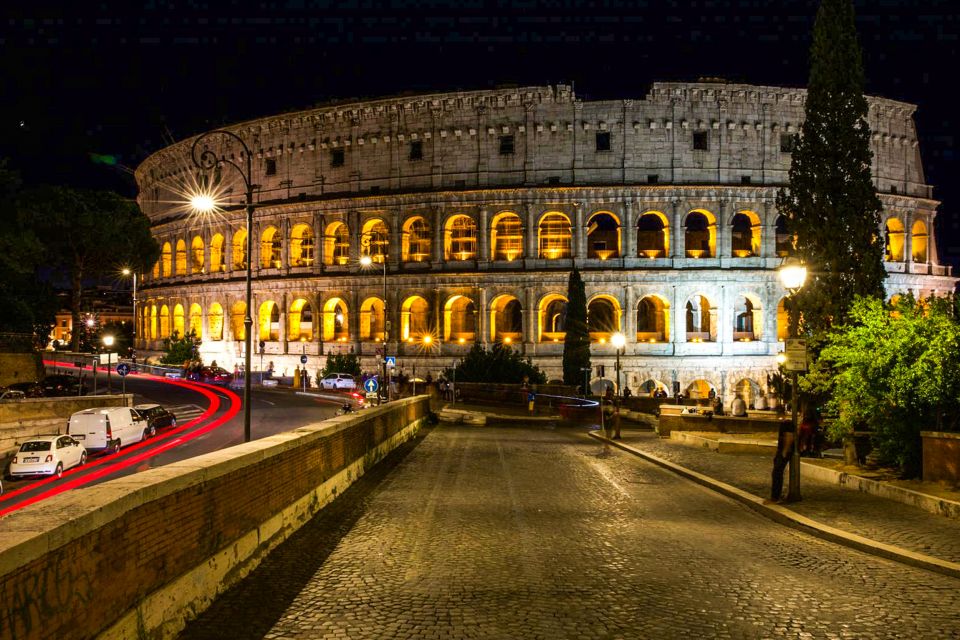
2, 0, 959, 263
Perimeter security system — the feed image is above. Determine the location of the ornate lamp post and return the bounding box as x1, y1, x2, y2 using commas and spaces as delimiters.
778, 257, 808, 502
360, 231, 389, 403
190, 130, 255, 443
102, 335, 114, 394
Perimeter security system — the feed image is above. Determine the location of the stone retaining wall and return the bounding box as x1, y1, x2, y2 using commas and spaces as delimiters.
922, 431, 960, 485
0, 396, 429, 640
657, 411, 785, 437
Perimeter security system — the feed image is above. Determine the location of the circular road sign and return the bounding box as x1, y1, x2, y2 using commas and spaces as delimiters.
363, 378, 379, 393
116, 363, 131, 377
300, 355, 308, 364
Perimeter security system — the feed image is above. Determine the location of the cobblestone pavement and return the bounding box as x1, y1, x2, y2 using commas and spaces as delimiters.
614, 429, 960, 564
179, 424, 960, 640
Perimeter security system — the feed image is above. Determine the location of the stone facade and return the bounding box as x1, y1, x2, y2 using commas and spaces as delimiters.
134, 82, 954, 406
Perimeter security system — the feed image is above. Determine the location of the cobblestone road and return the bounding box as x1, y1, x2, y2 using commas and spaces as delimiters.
179, 425, 960, 640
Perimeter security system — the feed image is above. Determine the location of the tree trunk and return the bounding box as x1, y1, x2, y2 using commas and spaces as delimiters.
842, 436, 859, 467
70, 267, 83, 352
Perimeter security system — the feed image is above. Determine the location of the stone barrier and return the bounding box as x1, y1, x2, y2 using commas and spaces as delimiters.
0, 395, 430, 640
922, 431, 960, 485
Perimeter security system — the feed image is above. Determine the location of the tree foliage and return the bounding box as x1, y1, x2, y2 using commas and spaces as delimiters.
443, 343, 547, 385
815, 295, 960, 477
776, 0, 886, 335
323, 353, 361, 378
160, 331, 201, 365
562, 268, 590, 391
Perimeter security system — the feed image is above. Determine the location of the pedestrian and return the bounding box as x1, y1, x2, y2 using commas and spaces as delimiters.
602, 395, 616, 439
731, 393, 747, 417
799, 411, 819, 457
769, 419, 796, 503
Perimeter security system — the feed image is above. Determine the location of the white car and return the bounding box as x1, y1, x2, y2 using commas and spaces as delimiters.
8, 435, 87, 478
321, 373, 356, 390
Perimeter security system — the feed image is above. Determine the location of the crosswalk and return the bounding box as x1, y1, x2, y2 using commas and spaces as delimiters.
166, 404, 206, 423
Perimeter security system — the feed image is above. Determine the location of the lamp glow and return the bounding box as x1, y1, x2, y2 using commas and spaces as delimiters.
190, 193, 216, 213
360, 255, 373, 267
778, 259, 808, 291
102, 335, 114, 347
776, 352, 787, 365
611, 332, 626, 350
422, 335, 432, 345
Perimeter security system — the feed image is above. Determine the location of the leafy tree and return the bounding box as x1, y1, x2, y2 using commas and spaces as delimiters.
776, 0, 886, 335
160, 331, 201, 365
816, 295, 960, 477
562, 268, 590, 391
19, 186, 160, 351
323, 353, 361, 378
443, 343, 547, 385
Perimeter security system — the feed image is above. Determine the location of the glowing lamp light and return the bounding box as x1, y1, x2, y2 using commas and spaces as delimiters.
190, 193, 216, 213
503, 336, 512, 344
121, 268, 131, 276
599, 337, 607, 344
360, 255, 373, 267
611, 332, 626, 350
648, 338, 656, 343
85, 318, 95, 328
779, 259, 808, 291
422, 335, 432, 345
102, 335, 115, 348
458, 338, 465, 344
407, 337, 414, 343
776, 352, 787, 365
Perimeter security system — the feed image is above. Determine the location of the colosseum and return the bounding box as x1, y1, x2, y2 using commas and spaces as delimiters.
134, 81, 954, 405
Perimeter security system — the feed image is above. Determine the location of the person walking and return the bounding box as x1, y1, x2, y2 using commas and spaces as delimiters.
769, 419, 796, 503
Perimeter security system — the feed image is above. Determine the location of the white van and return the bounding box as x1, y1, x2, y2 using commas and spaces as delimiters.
67, 407, 150, 454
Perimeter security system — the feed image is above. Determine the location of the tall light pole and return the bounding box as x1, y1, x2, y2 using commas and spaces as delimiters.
360, 231, 389, 403
102, 335, 114, 394
190, 129, 255, 443
121, 268, 138, 353
778, 257, 808, 502
611, 332, 625, 439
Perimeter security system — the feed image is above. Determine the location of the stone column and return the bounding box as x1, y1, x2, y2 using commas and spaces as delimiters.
279, 291, 288, 352
389, 208, 402, 267
525, 203, 538, 260
717, 200, 730, 259
524, 286, 536, 348
314, 211, 325, 273
477, 286, 488, 345
904, 209, 915, 269
280, 217, 291, 272
478, 206, 491, 266
432, 207, 444, 266
671, 199, 685, 259
673, 286, 686, 344
574, 202, 586, 261
761, 203, 776, 259
623, 285, 636, 340
621, 200, 634, 261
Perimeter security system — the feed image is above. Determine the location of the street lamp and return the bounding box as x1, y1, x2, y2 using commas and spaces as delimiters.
102, 335, 115, 394
121, 268, 138, 354
360, 232, 389, 403
190, 129, 255, 443
611, 332, 625, 439
778, 257, 808, 502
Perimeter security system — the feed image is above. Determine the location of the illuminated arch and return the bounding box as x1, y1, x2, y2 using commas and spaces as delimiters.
230, 302, 246, 341
775, 215, 792, 257
172, 303, 185, 338
188, 303, 202, 337
290, 224, 315, 267
638, 379, 669, 396
684, 210, 716, 258
586, 211, 620, 260
684, 294, 713, 341
152, 259, 160, 280
232, 229, 247, 270
322, 297, 349, 342
208, 303, 224, 341
361, 218, 390, 262
491, 211, 523, 261
443, 295, 477, 343
885, 217, 905, 262
538, 212, 572, 259
586, 295, 621, 341
538, 294, 568, 342
175, 240, 187, 275
210, 233, 225, 273
776, 297, 788, 341
636, 211, 669, 258
734, 378, 761, 408
260, 226, 281, 269
684, 379, 715, 400
731, 210, 761, 257
190, 236, 205, 274
636, 295, 670, 342
324, 221, 350, 266
288, 298, 314, 341
159, 305, 171, 339
161, 242, 172, 277
733, 293, 763, 340
445, 214, 477, 261
149, 304, 158, 340
258, 301, 280, 341
402, 216, 431, 262
360, 297, 385, 341
911, 219, 928, 262
489, 294, 522, 343
400, 295, 431, 341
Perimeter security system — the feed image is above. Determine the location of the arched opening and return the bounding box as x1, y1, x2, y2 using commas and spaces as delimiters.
290, 224, 315, 267
360, 297, 385, 341
636, 211, 668, 258
149, 305, 158, 340
191, 236, 205, 274
775, 215, 792, 257
538, 212, 572, 259
152, 260, 160, 280
538, 294, 568, 342
188, 303, 202, 337
258, 301, 280, 341
684, 210, 715, 258
638, 379, 669, 396
685, 295, 712, 341
489, 294, 523, 343
911, 219, 928, 263
734, 379, 761, 409
402, 216, 431, 262
445, 215, 477, 261
260, 226, 282, 269
230, 302, 246, 341
232, 229, 247, 270
324, 221, 350, 266
733, 294, 762, 340
684, 379, 714, 400
491, 212, 523, 261
288, 298, 314, 341
636, 295, 670, 342
161, 242, 172, 277
159, 305, 171, 339
731, 211, 761, 257
586, 211, 620, 260
175, 240, 187, 274
173, 304, 185, 337
885, 217, 905, 262
587, 295, 621, 342
443, 295, 476, 343
361, 218, 389, 262
322, 298, 349, 342
776, 298, 788, 341
208, 303, 224, 341
210, 234, 225, 273
400, 295, 430, 341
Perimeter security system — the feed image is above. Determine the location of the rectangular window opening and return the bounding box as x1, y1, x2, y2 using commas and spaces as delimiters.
409, 140, 423, 161
265, 158, 277, 176
780, 133, 797, 153
647, 174, 659, 184
499, 135, 515, 156
693, 131, 708, 151
595, 131, 611, 152
741, 175, 752, 185
330, 149, 345, 168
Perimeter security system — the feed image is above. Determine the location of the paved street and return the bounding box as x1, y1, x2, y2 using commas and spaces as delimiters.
179, 423, 960, 640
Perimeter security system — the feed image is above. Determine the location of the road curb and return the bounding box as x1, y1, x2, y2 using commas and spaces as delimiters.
589, 432, 960, 580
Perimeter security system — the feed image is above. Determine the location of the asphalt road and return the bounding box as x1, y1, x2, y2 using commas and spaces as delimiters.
179, 423, 960, 640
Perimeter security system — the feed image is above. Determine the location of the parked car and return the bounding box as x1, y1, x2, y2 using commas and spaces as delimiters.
0, 389, 25, 400
6, 381, 44, 398
66, 406, 150, 453
8, 435, 87, 478
187, 366, 234, 386
321, 372, 356, 390
41, 374, 87, 397
133, 404, 177, 432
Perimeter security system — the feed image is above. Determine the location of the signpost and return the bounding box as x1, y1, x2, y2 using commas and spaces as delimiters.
785, 338, 808, 372
116, 363, 130, 399
363, 377, 380, 404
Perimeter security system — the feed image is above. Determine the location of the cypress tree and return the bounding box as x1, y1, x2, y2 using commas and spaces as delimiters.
562, 268, 591, 391
776, 0, 886, 334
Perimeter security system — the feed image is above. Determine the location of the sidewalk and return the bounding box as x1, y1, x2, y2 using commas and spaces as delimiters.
593, 428, 960, 579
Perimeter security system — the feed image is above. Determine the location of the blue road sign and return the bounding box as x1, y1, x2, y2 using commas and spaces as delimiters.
300, 354, 308, 364
116, 363, 130, 377
384, 356, 396, 368
527, 392, 535, 402
363, 377, 379, 393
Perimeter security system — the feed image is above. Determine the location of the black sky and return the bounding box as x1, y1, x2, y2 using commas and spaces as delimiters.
2, 1, 959, 261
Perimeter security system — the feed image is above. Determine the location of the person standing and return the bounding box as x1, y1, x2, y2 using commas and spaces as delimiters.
769, 420, 796, 503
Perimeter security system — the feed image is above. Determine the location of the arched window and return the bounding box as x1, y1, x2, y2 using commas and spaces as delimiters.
150, 305, 158, 340
210, 234, 225, 273
491, 212, 523, 261
208, 303, 224, 341
362, 219, 389, 262
159, 305, 171, 339
188, 303, 202, 337
587, 296, 620, 341
258, 301, 280, 341
538, 212, 572, 259
685, 295, 712, 341
637, 212, 668, 258
636, 296, 669, 342
232, 229, 247, 270
731, 211, 761, 257
322, 298, 349, 342
685, 379, 714, 400
775, 215, 792, 257
885, 218, 905, 262
586, 212, 620, 260
489, 294, 523, 343
445, 215, 477, 261
684, 211, 715, 258
733, 295, 761, 340
400, 296, 430, 341
538, 295, 568, 342
324, 222, 350, 266
175, 240, 187, 274
734, 379, 760, 408
288, 298, 313, 341
290, 224, 315, 267
191, 236, 205, 274
776, 298, 788, 341
172, 304, 185, 337
231, 302, 246, 341
911, 219, 928, 263
260, 226, 281, 269
402, 216, 431, 262
161, 242, 172, 277
152, 260, 160, 280
443, 295, 476, 343
360, 297, 385, 341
